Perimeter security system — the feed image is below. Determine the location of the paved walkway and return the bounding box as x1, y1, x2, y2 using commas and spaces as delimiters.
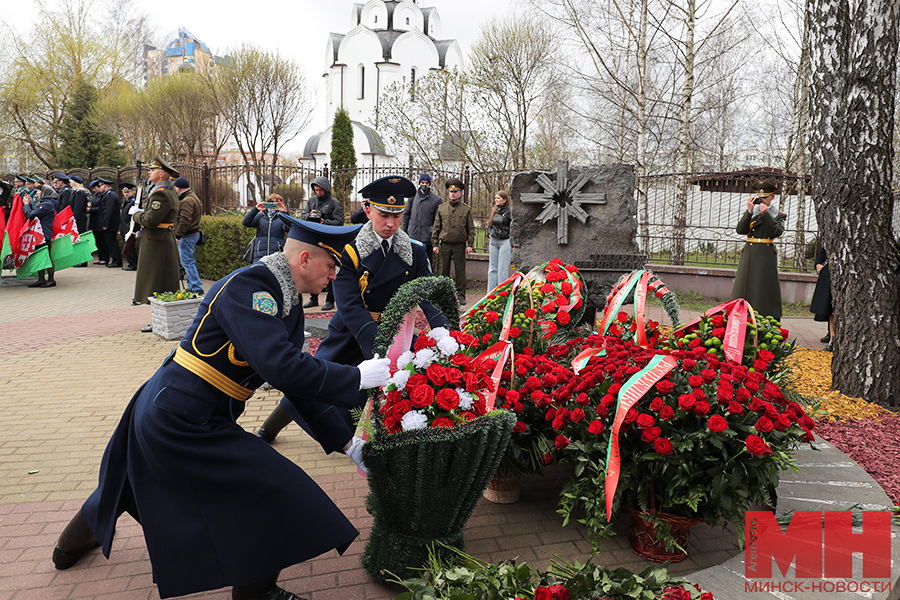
0, 263, 895, 599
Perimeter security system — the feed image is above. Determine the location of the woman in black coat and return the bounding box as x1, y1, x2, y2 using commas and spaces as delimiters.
809, 246, 833, 350
242, 194, 290, 262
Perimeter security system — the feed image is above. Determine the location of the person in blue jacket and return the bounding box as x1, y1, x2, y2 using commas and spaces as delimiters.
242, 193, 291, 262
22, 182, 60, 287
255, 177, 448, 469
51, 219, 390, 600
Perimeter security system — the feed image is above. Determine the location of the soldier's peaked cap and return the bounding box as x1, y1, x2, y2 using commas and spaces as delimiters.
360, 176, 416, 214
147, 155, 179, 177
277, 213, 362, 263
752, 181, 777, 197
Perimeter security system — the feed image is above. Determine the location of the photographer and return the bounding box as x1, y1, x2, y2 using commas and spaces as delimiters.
730, 180, 787, 320
242, 193, 290, 263
301, 176, 345, 310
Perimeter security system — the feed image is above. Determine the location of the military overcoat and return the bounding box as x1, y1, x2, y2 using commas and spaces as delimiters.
81, 256, 362, 598
731, 208, 787, 321
133, 181, 180, 304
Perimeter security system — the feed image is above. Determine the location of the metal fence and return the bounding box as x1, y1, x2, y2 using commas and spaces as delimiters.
24, 164, 887, 272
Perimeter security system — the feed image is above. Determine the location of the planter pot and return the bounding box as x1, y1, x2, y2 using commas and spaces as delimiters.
361, 411, 515, 581
483, 471, 521, 504
628, 509, 702, 563
149, 297, 203, 341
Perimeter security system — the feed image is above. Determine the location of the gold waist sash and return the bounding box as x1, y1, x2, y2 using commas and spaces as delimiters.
172, 347, 254, 401
746, 237, 774, 244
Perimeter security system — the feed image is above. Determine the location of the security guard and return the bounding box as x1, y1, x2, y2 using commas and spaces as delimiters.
51, 171, 72, 211
731, 180, 787, 320
132, 155, 180, 312
51, 219, 389, 600
255, 176, 448, 465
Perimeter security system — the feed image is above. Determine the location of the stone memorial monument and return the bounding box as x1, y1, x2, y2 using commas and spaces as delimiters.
511, 160, 646, 320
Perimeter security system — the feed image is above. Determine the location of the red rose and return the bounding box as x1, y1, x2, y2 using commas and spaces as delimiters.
753, 359, 768, 371
484, 310, 500, 323
549, 584, 570, 600
727, 401, 745, 415
712, 327, 726, 338
542, 453, 554, 465
636, 413, 656, 429
534, 587, 553, 600
624, 407, 639, 423
576, 392, 590, 406
659, 405, 675, 420
708, 415, 728, 432
692, 388, 707, 401
710, 314, 726, 327
618, 311, 629, 322
693, 400, 711, 416
545, 407, 557, 421
688, 375, 704, 388
641, 426, 661, 442
758, 349, 775, 362
746, 434, 773, 455
552, 415, 566, 430
649, 397, 665, 411
688, 338, 702, 348
774, 414, 792, 431
431, 417, 455, 428
755, 416, 774, 433
570, 408, 586, 423
736, 387, 751, 402
413, 336, 437, 351
513, 421, 528, 433
700, 368, 717, 382
677, 394, 696, 411
662, 585, 692, 600
717, 382, 734, 402
588, 420, 605, 435
435, 388, 460, 410
555, 434, 570, 450
653, 437, 673, 455
656, 380, 675, 394
409, 385, 435, 408
682, 358, 697, 369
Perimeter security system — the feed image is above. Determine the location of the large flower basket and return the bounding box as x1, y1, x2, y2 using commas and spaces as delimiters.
149, 295, 203, 340
628, 509, 702, 563
360, 276, 516, 581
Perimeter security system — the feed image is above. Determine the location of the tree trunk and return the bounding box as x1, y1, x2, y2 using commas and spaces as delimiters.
672, 0, 696, 267
792, 4, 811, 269
807, 0, 900, 403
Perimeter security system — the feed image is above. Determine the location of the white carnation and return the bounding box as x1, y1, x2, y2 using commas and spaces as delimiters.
389, 368, 411, 391
456, 388, 474, 410
400, 410, 429, 431
436, 336, 460, 357
396, 350, 415, 370
413, 348, 437, 369
429, 327, 450, 341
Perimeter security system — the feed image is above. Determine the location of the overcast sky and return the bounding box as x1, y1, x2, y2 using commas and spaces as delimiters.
1, 0, 512, 153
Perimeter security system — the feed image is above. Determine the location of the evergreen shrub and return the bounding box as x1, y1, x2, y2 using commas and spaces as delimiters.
195, 215, 255, 281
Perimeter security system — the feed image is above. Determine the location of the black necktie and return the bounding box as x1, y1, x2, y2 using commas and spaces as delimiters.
382, 239, 389, 256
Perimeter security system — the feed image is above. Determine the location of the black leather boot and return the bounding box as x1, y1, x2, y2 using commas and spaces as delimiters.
255, 405, 292, 443
52, 509, 100, 570
302, 295, 318, 309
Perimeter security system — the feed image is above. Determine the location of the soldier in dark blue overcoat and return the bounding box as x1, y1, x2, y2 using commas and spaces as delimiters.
51, 220, 393, 600
255, 177, 447, 467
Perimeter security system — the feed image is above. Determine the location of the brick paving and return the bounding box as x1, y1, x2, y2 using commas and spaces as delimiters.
0, 261, 880, 599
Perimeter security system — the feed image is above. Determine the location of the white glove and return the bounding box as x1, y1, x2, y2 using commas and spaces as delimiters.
344, 435, 369, 475
128, 206, 144, 215
358, 353, 390, 390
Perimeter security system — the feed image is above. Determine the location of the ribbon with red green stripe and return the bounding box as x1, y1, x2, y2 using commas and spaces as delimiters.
605, 354, 679, 520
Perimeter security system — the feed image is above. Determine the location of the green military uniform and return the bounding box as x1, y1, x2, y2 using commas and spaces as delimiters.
133, 180, 180, 305
431, 178, 474, 302
731, 184, 786, 321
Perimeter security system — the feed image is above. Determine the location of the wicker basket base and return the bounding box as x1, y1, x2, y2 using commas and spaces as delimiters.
628, 509, 701, 563
483, 473, 521, 504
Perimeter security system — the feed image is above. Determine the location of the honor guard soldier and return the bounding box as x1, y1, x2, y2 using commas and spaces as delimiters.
51, 218, 390, 600
731, 180, 786, 321
132, 156, 180, 316
255, 176, 448, 468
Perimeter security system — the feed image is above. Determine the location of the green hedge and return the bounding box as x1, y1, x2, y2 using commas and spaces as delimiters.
195, 215, 255, 281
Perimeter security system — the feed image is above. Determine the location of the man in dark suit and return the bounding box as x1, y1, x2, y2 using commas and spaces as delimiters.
255, 177, 447, 468
118, 182, 139, 270
96, 177, 122, 267
87, 179, 109, 264
51, 218, 388, 600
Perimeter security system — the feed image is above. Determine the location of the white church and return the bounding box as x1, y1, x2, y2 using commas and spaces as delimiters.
300, 0, 464, 170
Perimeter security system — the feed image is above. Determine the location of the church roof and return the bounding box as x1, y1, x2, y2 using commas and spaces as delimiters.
433, 39, 456, 68
301, 122, 387, 158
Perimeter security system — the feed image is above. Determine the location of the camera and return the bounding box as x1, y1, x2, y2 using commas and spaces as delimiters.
263, 201, 278, 210
753, 197, 763, 205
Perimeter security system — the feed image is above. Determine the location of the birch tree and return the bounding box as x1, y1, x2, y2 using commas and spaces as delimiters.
807, 0, 900, 402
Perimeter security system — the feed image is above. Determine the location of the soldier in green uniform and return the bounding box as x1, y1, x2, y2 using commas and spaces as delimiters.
133, 156, 181, 321
731, 181, 787, 321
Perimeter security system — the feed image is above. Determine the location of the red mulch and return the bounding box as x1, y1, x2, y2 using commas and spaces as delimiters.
814, 416, 900, 504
